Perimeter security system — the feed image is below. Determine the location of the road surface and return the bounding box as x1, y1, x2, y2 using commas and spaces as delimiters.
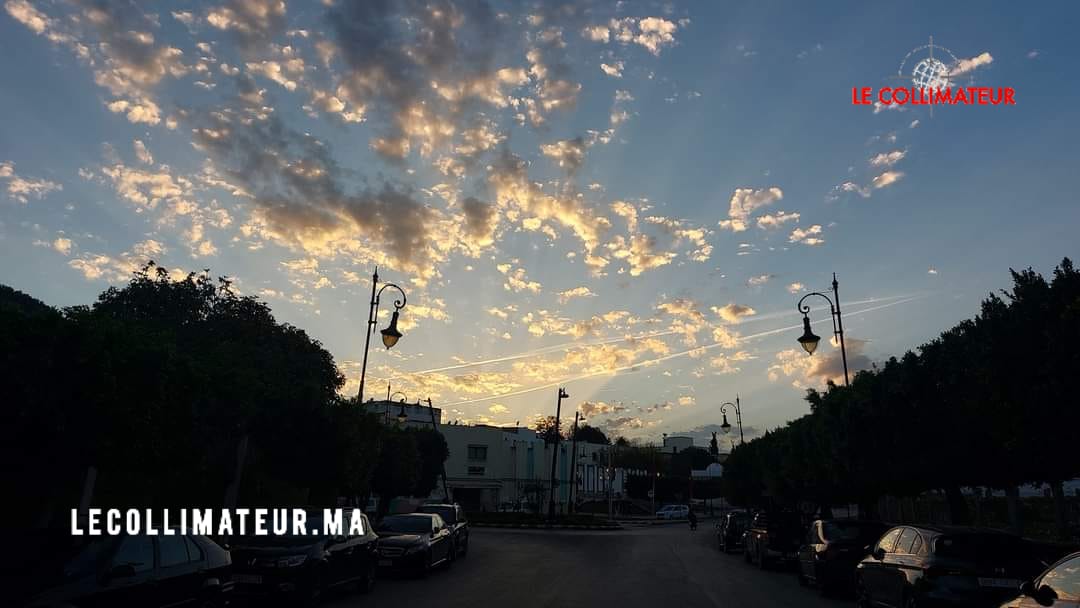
324, 523, 848, 608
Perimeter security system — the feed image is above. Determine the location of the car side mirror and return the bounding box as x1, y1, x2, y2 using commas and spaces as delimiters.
1034, 584, 1057, 607
872, 547, 886, 560
328, 534, 346, 545
1020, 581, 1035, 596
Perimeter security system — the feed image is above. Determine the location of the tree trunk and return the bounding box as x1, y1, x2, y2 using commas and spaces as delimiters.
944, 486, 971, 525
1005, 485, 1023, 536
1050, 480, 1067, 541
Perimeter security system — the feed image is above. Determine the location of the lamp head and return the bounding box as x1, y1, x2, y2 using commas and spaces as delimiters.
381, 311, 403, 348
720, 413, 732, 434
798, 314, 821, 355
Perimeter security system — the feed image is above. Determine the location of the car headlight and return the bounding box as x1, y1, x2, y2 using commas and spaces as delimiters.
275, 555, 307, 568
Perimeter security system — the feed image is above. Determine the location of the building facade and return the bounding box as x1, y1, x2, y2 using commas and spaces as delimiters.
436, 423, 624, 513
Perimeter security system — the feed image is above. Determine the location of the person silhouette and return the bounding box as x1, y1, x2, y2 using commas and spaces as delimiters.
688, 508, 698, 531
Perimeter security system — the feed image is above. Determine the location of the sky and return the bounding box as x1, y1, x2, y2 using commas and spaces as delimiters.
2, 1, 1078, 447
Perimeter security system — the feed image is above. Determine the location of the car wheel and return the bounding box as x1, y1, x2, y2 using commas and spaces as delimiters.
903, 592, 919, 608
743, 547, 752, 563
756, 548, 768, 570
797, 569, 808, 586
357, 563, 376, 594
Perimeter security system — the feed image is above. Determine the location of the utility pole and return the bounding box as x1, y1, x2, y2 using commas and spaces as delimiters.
607, 445, 615, 521
568, 412, 581, 514
547, 387, 569, 520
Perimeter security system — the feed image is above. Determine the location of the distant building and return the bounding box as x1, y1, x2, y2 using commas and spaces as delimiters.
364, 398, 441, 429
434, 423, 625, 513
660, 435, 694, 454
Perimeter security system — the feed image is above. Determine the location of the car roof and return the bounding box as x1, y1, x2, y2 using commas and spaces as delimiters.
897, 524, 1019, 537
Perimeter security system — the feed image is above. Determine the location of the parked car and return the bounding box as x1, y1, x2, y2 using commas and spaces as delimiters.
656, 504, 690, 520
716, 511, 750, 553
20, 529, 232, 608
798, 519, 889, 594
375, 513, 454, 576
855, 525, 1043, 608
1000, 551, 1080, 607
744, 511, 804, 569
230, 511, 378, 605
417, 503, 470, 559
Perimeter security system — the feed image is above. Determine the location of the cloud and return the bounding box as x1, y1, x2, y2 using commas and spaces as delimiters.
787, 282, 805, 294
789, 224, 825, 246
1026, 50, 1039, 60
133, 140, 153, 165
497, 264, 541, 293
950, 52, 993, 76
711, 303, 757, 323
557, 286, 596, 304
869, 150, 905, 168
927, 267, 938, 275
871, 170, 905, 189
755, 211, 800, 230
600, 61, 623, 78
718, 187, 783, 232
52, 236, 73, 255
0, 160, 63, 203
540, 137, 587, 171
489, 404, 509, 414
747, 274, 772, 287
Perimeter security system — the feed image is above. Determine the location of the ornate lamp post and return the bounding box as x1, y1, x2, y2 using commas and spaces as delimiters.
795, 273, 850, 386
547, 387, 569, 520
357, 267, 407, 403
719, 396, 744, 446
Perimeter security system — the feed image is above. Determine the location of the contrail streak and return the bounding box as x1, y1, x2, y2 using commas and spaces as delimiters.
440, 295, 922, 408
396, 294, 915, 378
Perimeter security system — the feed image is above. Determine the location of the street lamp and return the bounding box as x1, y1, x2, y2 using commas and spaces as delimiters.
357, 267, 408, 403
795, 273, 850, 386
389, 391, 410, 425
719, 396, 744, 446
548, 387, 569, 520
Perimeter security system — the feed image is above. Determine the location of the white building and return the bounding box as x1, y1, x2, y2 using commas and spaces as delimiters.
364, 398, 442, 428
435, 423, 624, 513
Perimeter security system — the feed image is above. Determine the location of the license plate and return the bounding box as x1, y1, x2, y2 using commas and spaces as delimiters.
978, 577, 1020, 588
234, 574, 262, 585
378, 559, 393, 567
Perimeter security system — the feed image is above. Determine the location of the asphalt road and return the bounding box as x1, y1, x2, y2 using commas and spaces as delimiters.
324, 524, 850, 608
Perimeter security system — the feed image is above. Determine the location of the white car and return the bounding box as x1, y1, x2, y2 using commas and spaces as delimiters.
655, 504, 690, 520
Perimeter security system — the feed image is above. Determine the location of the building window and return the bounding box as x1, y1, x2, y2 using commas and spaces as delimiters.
467, 445, 488, 461
467, 466, 485, 476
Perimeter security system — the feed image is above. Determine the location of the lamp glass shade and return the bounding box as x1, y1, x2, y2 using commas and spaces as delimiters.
720, 413, 732, 434
381, 311, 403, 348
396, 403, 408, 424
798, 315, 821, 355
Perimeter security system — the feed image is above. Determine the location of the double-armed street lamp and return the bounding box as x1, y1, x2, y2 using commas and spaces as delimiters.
357, 267, 408, 404
795, 272, 850, 386
719, 396, 745, 446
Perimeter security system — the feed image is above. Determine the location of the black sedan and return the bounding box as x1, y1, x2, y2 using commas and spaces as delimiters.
856, 525, 1042, 608
417, 503, 469, 559
375, 513, 454, 576
19, 530, 232, 608
798, 519, 889, 594
229, 511, 378, 605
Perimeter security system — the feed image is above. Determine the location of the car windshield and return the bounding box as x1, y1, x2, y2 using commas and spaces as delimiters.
822, 521, 886, 543
934, 534, 1026, 560
419, 506, 455, 524
379, 515, 433, 534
